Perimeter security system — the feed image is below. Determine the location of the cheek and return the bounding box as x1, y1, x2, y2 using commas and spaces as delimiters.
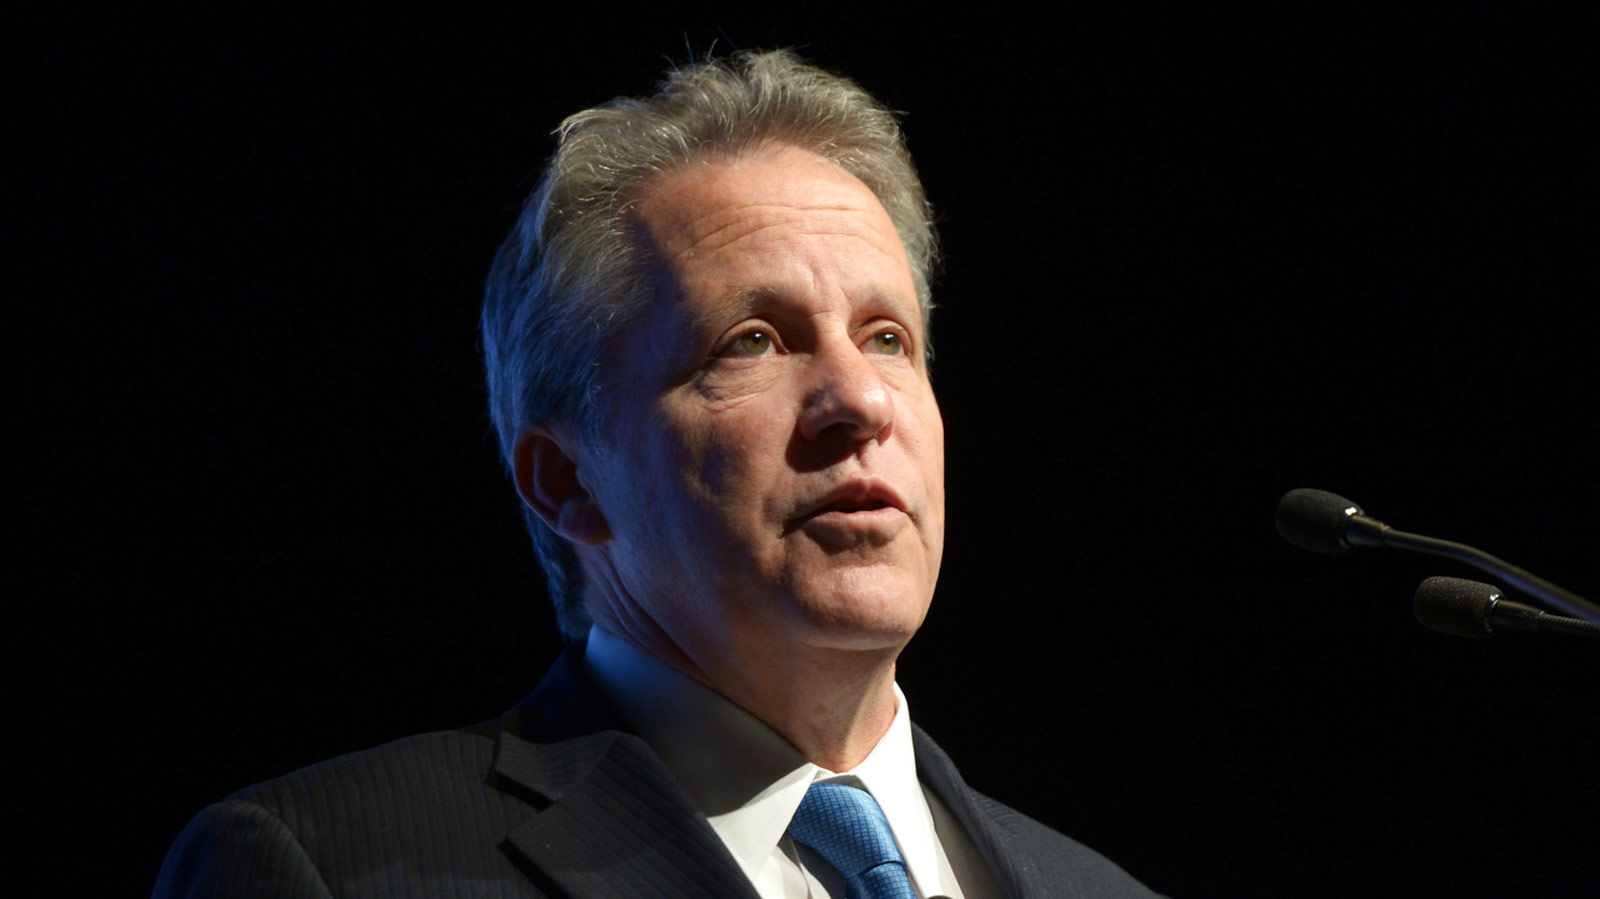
904, 395, 945, 471
909, 397, 947, 535
664, 407, 779, 519
694, 439, 737, 502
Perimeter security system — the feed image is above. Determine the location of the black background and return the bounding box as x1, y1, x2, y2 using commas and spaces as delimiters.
18, 3, 1597, 895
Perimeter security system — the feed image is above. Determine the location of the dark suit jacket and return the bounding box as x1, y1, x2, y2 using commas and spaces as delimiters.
155, 648, 1161, 897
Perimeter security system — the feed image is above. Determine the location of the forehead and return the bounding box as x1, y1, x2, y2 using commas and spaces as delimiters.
635, 145, 910, 276
611, 145, 924, 391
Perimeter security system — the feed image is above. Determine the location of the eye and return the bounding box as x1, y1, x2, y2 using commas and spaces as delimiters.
867, 331, 904, 355
728, 330, 774, 357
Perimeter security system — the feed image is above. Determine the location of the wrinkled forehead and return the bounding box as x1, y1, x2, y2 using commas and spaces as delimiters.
634, 144, 907, 264
599, 147, 921, 396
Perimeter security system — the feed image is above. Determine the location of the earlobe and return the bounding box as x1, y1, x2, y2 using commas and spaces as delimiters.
511, 425, 612, 546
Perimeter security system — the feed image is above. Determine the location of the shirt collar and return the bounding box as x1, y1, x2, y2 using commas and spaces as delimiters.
841, 687, 944, 892
583, 625, 945, 893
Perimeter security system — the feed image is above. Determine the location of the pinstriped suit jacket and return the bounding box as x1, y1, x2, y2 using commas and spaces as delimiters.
154, 648, 1162, 898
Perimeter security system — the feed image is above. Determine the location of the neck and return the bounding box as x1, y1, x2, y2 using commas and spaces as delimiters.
595, 610, 903, 771
722, 645, 901, 772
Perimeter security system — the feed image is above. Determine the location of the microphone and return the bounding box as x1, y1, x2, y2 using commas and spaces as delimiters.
1275, 488, 1600, 626
1274, 488, 1387, 553
1414, 576, 1600, 641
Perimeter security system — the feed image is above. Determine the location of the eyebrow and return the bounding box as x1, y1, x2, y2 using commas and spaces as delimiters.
713, 286, 778, 316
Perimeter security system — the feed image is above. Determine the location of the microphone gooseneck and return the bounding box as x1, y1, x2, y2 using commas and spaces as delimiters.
1275, 488, 1600, 626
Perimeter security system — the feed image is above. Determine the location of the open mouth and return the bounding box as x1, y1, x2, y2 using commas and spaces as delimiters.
819, 498, 892, 514
787, 479, 907, 533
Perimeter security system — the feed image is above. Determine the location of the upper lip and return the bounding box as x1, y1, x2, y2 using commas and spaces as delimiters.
792, 477, 908, 524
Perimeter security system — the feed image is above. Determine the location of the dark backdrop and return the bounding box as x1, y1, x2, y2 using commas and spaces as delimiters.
19, 3, 1597, 895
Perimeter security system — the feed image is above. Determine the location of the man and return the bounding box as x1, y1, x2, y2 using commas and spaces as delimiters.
156, 50, 1161, 897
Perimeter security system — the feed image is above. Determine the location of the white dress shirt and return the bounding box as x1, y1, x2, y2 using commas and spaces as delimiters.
585, 625, 1002, 899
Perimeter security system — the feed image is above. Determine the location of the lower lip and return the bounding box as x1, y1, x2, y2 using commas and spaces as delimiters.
798, 506, 908, 542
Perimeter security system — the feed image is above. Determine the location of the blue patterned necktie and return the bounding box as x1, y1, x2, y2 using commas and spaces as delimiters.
786, 782, 919, 899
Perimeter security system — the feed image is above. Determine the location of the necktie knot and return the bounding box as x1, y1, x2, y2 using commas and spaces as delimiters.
787, 782, 917, 899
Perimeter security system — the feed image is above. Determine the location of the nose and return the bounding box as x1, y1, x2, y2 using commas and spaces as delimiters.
797, 342, 896, 445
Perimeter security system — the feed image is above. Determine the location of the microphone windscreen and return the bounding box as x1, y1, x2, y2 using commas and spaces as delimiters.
1275, 488, 1363, 554
1413, 576, 1499, 639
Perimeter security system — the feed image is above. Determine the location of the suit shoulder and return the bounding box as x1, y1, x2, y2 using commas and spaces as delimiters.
968, 790, 1164, 898
158, 728, 539, 896
155, 795, 334, 898
234, 728, 498, 817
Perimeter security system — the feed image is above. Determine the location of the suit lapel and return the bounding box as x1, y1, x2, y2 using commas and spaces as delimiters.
490, 648, 760, 899
913, 725, 1038, 898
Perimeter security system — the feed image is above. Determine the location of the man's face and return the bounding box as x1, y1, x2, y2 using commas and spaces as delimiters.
579, 145, 944, 671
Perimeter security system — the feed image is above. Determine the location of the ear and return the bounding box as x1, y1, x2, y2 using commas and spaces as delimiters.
511, 424, 612, 546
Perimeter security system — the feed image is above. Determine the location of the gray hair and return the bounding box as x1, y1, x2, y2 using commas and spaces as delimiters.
481, 49, 939, 639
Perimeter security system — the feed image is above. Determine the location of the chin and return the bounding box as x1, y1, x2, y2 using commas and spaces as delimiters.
785, 567, 932, 651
